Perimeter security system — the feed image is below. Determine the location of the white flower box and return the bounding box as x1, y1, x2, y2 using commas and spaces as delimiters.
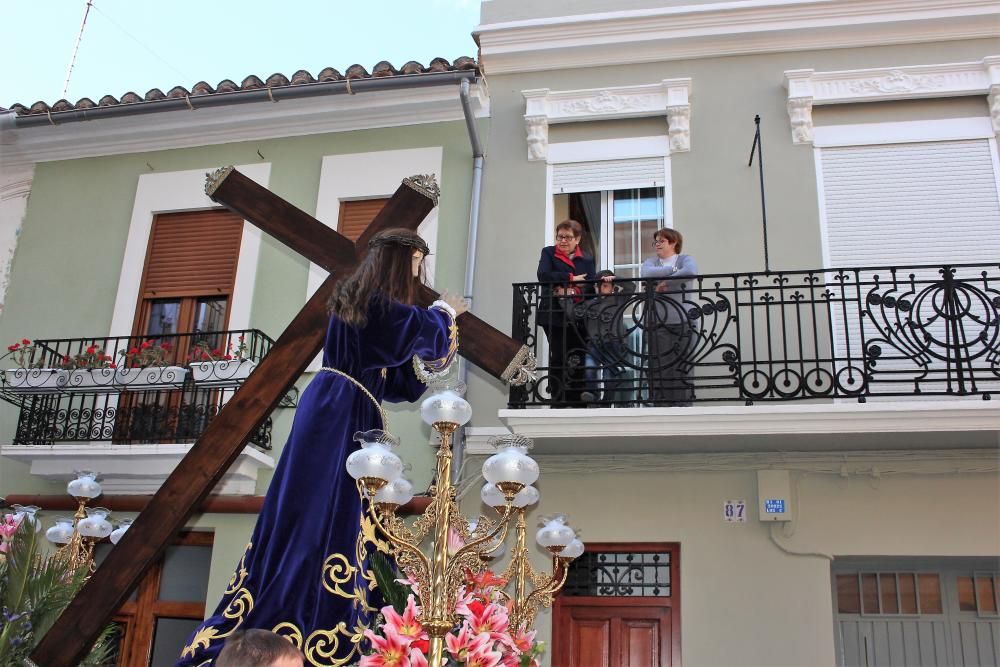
114, 365, 189, 389
2, 368, 69, 393
66, 368, 117, 390
190, 359, 257, 386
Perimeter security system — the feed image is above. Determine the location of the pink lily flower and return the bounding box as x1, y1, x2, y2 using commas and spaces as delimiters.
361, 626, 412, 667
445, 625, 491, 662
466, 642, 504, 667
381, 595, 429, 655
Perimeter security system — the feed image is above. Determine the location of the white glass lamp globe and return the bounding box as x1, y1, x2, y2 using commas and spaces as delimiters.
67, 470, 102, 499
480, 482, 508, 510
419, 382, 472, 427
536, 514, 576, 553
45, 517, 75, 545
110, 518, 133, 545
512, 485, 540, 509
482, 434, 539, 498
11, 505, 42, 533
346, 430, 403, 493
77, 507, 113, 540
561, 539, 585, 559
374, 477, 415, 509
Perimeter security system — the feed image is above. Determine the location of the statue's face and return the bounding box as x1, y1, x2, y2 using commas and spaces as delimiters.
412, 249, 426, 278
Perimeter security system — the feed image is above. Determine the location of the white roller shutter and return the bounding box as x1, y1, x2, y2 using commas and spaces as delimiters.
553, 157, 666, 194
820, 139, 1000, 267
818, 138, 1000, 397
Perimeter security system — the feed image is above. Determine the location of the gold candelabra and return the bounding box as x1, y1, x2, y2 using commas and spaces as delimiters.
45, 471, 127, 574
346, 384, 584, 666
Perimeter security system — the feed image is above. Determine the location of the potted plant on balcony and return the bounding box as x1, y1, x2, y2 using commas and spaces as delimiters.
115, 339, 188, 389
64, 344, 117, 390
189, 335, 257, 386
1, 339, 69, 393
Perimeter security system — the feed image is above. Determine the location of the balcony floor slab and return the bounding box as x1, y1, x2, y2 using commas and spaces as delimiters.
1, 443, 275, 494
489, 400, 1000, 455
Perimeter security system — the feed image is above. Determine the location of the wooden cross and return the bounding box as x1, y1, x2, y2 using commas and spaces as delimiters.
32, 167, 535, 666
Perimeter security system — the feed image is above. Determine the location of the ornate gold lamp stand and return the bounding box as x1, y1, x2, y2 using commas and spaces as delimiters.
345, 383, 585, 666
44, 471, 124, 573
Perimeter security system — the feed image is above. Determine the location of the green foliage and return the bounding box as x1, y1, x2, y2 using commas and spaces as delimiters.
0, 519, 116, 666
368, 550, 411, 615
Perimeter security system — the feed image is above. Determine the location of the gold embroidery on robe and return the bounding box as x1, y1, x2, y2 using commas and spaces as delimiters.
181, 544, 256, 659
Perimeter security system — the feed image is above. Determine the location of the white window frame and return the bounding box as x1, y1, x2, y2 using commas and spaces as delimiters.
544, 136, 672, 247
307, 147, 443, 371
109, 164, 269, 337
812, 116, 1000, 269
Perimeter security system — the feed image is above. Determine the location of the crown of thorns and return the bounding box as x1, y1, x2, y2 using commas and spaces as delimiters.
368, 233, 431, 256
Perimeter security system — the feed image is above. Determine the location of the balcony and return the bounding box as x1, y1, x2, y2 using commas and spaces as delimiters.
494, 263, 1000, 454
0, 329, 283, 493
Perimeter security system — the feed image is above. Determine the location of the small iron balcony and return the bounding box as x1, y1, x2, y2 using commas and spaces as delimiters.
0, 329, 281, 448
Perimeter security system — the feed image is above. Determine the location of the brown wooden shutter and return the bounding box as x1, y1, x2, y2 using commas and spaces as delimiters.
141, 210, 244, 298
338, 198, 389, 241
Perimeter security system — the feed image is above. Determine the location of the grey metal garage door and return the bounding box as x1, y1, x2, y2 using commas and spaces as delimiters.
833, 558, 1000, 666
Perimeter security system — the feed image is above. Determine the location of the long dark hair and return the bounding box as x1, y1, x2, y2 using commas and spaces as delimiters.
328, 228, 428, 328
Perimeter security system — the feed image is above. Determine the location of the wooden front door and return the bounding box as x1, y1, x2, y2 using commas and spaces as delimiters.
553, 543, 680, 667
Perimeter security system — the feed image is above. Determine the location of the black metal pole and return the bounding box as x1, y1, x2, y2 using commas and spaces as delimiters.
747, 114, 771, 273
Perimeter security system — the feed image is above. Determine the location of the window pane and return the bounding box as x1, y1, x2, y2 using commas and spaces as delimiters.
158, 544, 212, 602
147, 300, 181, 337
861, 573, 879, 614
898, 573, 918, 613
958, 576, 977, 612
94, 544, 137, 601
976, 576, 997, 613
193, 297, 227, 334
836, 575, 860, 613
879, 573, 899, 614
150, 617, 202, 667
918, 574, 942, 614
609, 188, 664, 276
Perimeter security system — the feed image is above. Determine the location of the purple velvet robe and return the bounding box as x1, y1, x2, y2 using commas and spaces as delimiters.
177, 299, 455, 666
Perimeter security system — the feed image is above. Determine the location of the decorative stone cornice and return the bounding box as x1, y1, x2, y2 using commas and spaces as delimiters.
477, 0, 1000, 76
784, 56, 1000, 144
522, 79, 691, 161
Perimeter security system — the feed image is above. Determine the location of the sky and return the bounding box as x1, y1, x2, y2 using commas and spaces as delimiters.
1, 0, 482, 108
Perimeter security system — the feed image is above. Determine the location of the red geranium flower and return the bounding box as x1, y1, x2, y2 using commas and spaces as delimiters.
21, 338, 30, 345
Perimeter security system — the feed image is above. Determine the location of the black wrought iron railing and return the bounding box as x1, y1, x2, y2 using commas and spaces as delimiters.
0, 329, 278, 448
510, 264, 1000, 408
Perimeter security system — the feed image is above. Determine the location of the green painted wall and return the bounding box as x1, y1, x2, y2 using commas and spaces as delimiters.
0, 116, 483, 516
465, 37, 999, 421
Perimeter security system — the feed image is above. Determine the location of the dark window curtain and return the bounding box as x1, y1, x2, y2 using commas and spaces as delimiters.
570, 192, 602, 261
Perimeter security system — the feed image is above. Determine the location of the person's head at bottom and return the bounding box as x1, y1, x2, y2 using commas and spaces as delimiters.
216, 629, 304, 667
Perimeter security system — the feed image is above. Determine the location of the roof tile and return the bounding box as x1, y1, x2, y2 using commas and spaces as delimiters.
7, 58, 478, 117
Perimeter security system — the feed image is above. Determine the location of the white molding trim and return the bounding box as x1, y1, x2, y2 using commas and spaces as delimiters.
109, 164, 269, 337
306, 147, 443, 371
476, 0, 1000, 75
0, 164, 33, 318
498, 400, 1000, 439
784, 56, 1000, 144
811, 116, 994, 147
1, 443, 274, 495
0, 83, 489, 170
464, 426, 512, 455
523, 79, 691, 161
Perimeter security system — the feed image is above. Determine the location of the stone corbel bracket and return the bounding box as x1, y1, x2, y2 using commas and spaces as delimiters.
785, 56, 1000, 145
522, 78, 692, 161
